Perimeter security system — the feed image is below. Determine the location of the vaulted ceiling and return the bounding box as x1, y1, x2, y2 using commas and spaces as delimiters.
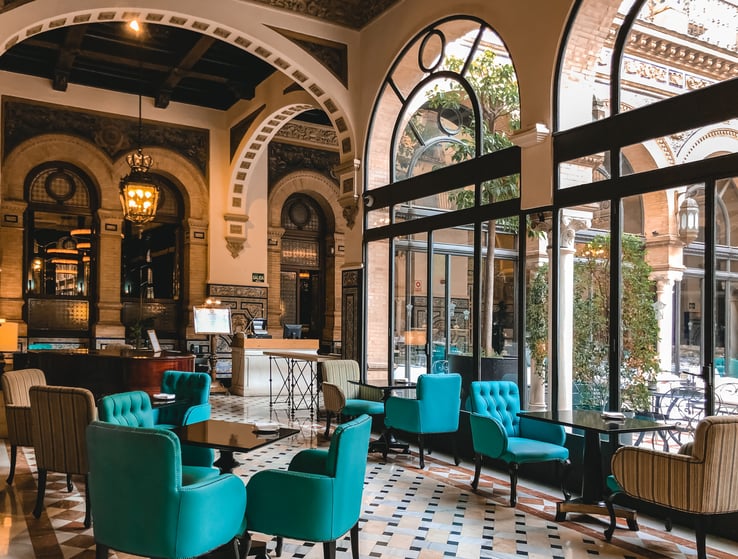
0, 1, 399, 114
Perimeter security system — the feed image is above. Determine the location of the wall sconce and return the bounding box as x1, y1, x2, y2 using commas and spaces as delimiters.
677, 194, 699, 244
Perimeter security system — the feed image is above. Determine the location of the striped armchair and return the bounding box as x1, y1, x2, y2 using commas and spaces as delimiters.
30, 385, 97, 527
606, 415, 738, 559
321, 360, 383, 438
1, 368, 46, 485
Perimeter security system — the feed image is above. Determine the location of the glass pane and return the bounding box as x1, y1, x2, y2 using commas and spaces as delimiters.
394, 233, 428, 382
618, 195, 659, 415
480, 217, 519, 359
393, 183, 474, 223
430, 225, 475, 375
559, 152, 610, 189
394, 76, 475, 181
27, 211, 94, 298
619, 1, 738, 114
621, 119, 738, 177
561, 204, 612, 411
526, 212, 552, 410
366, 240, 391, 384
715, 177, 738, 419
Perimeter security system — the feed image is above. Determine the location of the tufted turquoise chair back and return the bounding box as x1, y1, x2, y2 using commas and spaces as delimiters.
86, 421, 245, 559
468, 380, 521, 437
98, 389, 214, 468
157, 370, 211, 426
98, 390, 156, 427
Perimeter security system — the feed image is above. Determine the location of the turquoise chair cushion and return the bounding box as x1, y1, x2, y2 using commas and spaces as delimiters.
245, 414, 372, 543
343, 398, 384, 417
156, 370, 211, 426
384, 373, 462, 434
86, 421, 245, 559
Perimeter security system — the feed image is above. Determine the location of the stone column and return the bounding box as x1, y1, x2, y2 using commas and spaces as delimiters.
92, 210, 126, 340
651, 273, 679, 375
526, 217, 550, 411
266, 227, 285, 335
558, 210, 592, 410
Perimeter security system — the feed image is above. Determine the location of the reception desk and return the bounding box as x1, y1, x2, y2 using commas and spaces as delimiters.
231, 337, 319, 396
13, 349, 195, 399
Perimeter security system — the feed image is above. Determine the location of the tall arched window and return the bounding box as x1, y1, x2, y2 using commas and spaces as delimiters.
25, 163, 97, 336
554, 0, 738, 433
365, 16, 523, 396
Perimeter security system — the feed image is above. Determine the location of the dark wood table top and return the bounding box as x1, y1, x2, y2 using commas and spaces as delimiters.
518, 409, 676, 434
174, 419, 299, 453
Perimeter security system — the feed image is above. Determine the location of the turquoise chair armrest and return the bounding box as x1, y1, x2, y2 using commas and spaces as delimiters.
182, 403, 211, 425
519, 415, 566, 446
469, 412, 507, 458
179, 474, 246, 555
246, 470, 335, 541
384, 396, 422, 432
289, 448, 330, 476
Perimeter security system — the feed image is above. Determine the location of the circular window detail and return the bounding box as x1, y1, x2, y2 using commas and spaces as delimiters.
44, 169, 77, 202
288, 200, 311, 228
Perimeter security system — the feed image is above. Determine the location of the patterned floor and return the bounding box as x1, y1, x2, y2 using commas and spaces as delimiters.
2, 394, 738, 559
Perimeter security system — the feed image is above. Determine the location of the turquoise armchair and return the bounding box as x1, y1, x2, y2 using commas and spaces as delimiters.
383, 373, 462, 468
245, 414, 372, 559
98, 389, 214, 468
86, 421, 246, 559
155, 370, 211, 427
468, 380, 570, 506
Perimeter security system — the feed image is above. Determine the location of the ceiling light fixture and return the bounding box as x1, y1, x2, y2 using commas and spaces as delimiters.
119, 20, 159, 225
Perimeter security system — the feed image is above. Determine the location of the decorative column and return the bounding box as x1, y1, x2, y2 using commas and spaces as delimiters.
651, 273, 680, 375
527, 217, 551, 411
558, 210, 592, 411
266, 227, 285, 335
92, 209, 126, 340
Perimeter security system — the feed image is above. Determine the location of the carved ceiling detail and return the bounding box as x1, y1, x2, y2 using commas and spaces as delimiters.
248, 0, 399, 29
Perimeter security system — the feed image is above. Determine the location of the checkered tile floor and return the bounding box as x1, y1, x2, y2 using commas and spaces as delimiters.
2, 394, 737, 558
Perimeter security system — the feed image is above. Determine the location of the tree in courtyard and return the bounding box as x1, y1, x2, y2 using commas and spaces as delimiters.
422, 49, 520, 355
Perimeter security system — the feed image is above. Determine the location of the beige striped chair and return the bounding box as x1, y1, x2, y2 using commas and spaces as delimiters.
1, 368, 47, 485
606, 415, 738, 559
321, 360, 384, 438
29, 385, 97, 527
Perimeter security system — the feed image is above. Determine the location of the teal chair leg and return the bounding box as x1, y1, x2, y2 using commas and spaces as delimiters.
350, 522, 359, 559
471, 453, 482, 491
508, 463, 520, 506
417, 435, 425, 468
95, 543, 109, 559
323, 540, 336, 559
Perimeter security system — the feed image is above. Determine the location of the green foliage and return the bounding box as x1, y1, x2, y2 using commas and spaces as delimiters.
573, 234, 659, 411
526, 264, 549, 379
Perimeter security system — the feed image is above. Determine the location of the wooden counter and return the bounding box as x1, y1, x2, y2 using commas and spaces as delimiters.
231, 338, 320, 396
12, 349, 195, 399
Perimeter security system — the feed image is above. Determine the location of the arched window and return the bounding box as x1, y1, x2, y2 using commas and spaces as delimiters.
554, 0, 738, 430
25, 163, 97, 335
365, 16, 523, 392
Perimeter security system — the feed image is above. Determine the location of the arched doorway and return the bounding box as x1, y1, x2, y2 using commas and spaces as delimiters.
279, 194, 326, 340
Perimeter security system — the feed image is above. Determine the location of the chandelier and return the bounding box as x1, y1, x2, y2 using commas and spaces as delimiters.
119, 22, 159, 224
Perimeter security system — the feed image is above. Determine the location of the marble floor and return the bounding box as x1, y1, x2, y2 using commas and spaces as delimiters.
2, 394, 738, 559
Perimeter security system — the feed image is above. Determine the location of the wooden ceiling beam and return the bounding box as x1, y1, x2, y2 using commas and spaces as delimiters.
155, 35, 215, 108
53, 24, 89, 91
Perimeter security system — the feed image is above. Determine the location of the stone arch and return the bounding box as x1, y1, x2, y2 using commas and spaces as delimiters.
225, 89, 323, 252
677, 125, 738, 163
268, 171, 341, 233
3, 134, 111, 205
